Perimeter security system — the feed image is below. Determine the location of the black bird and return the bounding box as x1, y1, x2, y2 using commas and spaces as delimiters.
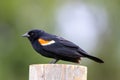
22, 29, 104, 64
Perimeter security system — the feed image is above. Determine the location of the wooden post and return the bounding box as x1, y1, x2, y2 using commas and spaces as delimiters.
29, 64, 87, 80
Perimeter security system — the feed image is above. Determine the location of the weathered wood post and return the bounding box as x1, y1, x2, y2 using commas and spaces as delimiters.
29, 64, 87, 80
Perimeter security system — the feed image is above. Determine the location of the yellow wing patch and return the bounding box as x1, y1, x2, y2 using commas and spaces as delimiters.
38, 38, 55, 46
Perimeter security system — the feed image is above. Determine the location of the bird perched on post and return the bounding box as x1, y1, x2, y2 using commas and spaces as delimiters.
22, 29, 104, 64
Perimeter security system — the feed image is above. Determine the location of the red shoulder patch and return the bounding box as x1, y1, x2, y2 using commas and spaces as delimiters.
38, 38, 55, 46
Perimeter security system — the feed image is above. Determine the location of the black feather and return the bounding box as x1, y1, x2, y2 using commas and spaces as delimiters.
78, 49, 104, 63
23, 29, 104, 64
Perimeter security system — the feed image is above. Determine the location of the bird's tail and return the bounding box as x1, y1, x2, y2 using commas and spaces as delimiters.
78, 50, 104, 63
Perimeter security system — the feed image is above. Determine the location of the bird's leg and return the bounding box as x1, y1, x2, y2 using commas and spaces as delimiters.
49, 59, 59, 64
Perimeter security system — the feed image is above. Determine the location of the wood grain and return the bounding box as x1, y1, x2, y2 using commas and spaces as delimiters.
29, 64, 87, 80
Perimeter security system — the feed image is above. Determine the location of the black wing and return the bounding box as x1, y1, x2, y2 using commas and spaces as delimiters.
57, 37, 79, 48
41, 36, 81, 58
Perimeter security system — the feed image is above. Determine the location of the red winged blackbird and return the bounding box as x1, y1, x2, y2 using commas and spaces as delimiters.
22, 29, 104, 64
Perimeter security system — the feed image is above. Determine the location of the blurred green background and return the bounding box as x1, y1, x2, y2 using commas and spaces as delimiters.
0, 0, 120, 80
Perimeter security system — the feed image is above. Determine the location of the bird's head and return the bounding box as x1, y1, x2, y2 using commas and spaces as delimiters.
22, 29, 45, 42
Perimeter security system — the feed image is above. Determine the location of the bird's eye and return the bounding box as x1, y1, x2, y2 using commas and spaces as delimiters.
29, 32, 34, 36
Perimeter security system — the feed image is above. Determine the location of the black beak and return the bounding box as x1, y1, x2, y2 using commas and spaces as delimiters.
22, 32, 30, 37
